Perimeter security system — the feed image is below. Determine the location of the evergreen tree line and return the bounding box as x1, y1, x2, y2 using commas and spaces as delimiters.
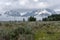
23, 16, 36, 21
43, 14, 60, 21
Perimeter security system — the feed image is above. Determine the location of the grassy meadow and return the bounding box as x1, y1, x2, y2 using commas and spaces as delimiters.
0, 21, 60, 40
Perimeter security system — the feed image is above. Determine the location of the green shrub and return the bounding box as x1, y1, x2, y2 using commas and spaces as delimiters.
47, 31, 54, 34
14, 27, 25, 34
0, 23, 2, 26
4, 23, 12, 27
14, 27, 32, 34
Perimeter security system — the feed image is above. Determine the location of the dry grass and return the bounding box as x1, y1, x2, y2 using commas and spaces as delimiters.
0, 21, 60, 40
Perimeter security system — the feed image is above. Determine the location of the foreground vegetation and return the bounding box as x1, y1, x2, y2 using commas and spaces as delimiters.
0, 21, 60, 40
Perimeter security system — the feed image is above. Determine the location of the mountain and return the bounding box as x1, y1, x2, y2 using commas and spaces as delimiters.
4, 8, 56, 17
4, 10, 21, 17
0, 8, 57, 21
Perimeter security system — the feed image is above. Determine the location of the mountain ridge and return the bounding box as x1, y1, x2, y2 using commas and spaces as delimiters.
4, 8, 56, 17
0, 8, 58, 21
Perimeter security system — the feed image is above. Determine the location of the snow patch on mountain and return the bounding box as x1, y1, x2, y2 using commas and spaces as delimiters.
20, 12, 27, 16
54, 9, 60, 14
37, 9, 51, 15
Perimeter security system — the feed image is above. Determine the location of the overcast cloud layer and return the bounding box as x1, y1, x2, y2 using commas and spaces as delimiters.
0, 0, 60, 10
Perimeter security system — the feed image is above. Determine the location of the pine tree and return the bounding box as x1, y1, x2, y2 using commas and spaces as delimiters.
28, 16, 36, 21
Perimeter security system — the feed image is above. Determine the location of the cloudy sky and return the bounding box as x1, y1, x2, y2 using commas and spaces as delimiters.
0, 0, 60, 10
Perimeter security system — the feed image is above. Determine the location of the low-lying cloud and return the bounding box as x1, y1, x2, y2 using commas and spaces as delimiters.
0, 0, 60, 10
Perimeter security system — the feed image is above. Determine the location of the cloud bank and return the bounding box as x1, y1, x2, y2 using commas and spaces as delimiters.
0, 0, 60, 10
0, 0, 49, 8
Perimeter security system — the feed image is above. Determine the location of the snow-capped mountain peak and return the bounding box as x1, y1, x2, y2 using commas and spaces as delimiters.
38, 9, 51, 15
20, 12, 27, 16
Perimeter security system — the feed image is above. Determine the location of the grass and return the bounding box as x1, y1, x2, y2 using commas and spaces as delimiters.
0, 21, 60, 40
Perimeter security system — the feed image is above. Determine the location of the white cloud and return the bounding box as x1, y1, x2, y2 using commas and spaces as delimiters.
5, 2, 11, 5
19, 1, 25, 5
16, 0, 49, 9
37, 2, 49, 8
19, 1, 27, 6
0, 2, 11, 6
33, 0, 39, 2
19, 0, 29, 6
0, 0, 60, 10
22, 2, 49, 9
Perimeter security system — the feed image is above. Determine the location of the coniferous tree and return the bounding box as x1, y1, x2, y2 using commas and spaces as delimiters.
23, 18, 25, 22
43, 14, 60, 21
28, 16, 36, 21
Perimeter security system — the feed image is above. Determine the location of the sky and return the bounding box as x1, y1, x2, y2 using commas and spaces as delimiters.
0, 0, 60, 10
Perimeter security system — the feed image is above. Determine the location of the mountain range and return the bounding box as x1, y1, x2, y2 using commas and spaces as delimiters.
0, 8, 59, 21
4, 8, 56, 17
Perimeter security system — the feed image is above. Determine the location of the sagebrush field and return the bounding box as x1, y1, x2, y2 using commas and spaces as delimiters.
0, 21, 60, 40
